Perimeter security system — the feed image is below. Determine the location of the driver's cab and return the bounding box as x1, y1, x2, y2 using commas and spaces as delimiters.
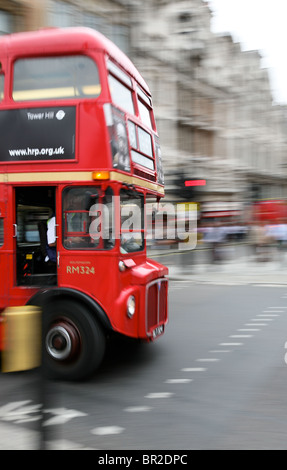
15, 186, 57, 286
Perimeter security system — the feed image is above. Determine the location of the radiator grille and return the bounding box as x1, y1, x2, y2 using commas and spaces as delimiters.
146, 278, 168, 335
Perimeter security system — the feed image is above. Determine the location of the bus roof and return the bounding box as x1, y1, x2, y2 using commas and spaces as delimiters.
0, 27, 150, 94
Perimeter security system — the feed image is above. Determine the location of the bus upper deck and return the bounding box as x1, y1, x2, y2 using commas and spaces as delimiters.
0, 27, 164, 198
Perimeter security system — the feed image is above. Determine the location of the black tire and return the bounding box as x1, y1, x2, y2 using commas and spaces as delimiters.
42, 299, 106, 381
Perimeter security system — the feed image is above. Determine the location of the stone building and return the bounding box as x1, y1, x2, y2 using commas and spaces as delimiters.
129, 0, 287, 215
0, 0, 132, 52
0, 0, 286, 215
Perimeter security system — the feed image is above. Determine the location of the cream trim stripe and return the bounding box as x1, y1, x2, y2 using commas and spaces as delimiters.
0, 170, 165, 194
0, 171, 93, 183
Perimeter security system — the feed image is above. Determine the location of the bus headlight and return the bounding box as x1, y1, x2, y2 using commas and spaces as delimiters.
127, 295, 136, 318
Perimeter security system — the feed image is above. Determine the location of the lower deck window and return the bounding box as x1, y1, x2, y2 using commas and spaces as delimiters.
63, 186, 114, 250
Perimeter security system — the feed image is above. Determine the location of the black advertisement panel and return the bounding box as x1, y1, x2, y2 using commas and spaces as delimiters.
0, 106, 76, 162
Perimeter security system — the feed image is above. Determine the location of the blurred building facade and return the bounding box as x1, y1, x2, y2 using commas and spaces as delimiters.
131, 0, 287, 214
1, 0, 287, 214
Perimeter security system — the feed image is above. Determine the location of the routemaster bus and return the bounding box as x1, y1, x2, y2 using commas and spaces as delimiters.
0, 27, 168, 380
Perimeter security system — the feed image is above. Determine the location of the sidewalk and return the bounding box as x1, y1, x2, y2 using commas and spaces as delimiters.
168, 254, 287, 285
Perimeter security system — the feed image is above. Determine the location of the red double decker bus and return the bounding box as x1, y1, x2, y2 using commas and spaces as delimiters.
0, 27, 168, 380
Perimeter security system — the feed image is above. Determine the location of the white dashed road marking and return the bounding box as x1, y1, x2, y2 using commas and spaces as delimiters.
165, 379, 192, 384
145, 392, 174, 399
259, 314, 280, 317
124, 406, 152, 413
91, 426, 125, 436
251, 318, 274, 321
238, 329, 260, 331
209, 350, 231, 353
196, 358, 220, 362
229, 335, 253, 338
43, 408, 87, 427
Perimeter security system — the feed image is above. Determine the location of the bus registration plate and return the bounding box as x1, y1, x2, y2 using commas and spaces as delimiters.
153, 325, 164, 338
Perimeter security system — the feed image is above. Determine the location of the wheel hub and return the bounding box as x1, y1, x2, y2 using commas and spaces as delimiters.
46, 320, 81, 361
52, 333, 67, 351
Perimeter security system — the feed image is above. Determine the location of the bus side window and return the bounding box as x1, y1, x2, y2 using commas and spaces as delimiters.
137, 86, 153, 129
108, 74, 134, 115
138, 99, 152, 129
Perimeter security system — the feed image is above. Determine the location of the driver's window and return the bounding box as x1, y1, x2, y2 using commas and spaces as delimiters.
120, 189, 144, 253
63, 187, 96, 249
62, 186, 115, 250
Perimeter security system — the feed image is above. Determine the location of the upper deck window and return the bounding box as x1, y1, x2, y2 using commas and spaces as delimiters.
107, 61, 134, 115
108, 74, 134, 115
13, 55, 101, 102
137, 86, 153, 129
138, 99, 152, 129
128, 121, 155, 171
108, 60, 132, 87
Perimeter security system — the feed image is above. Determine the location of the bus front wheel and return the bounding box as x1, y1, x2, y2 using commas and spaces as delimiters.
43, 299, 106, 381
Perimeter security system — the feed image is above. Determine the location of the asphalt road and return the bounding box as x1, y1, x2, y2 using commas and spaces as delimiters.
1, 279, 287, 450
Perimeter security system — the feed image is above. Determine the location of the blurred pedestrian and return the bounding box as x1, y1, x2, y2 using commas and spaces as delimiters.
204, 221, 226, 263
276, 218, 287, 264
254, 221, 271, 262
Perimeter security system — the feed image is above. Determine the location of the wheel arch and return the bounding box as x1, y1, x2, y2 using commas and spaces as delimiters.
27, 287, 113, 332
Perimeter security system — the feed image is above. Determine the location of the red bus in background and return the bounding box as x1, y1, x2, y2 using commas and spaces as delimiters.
0, 27, 168, 380
253, 200, 287, 223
